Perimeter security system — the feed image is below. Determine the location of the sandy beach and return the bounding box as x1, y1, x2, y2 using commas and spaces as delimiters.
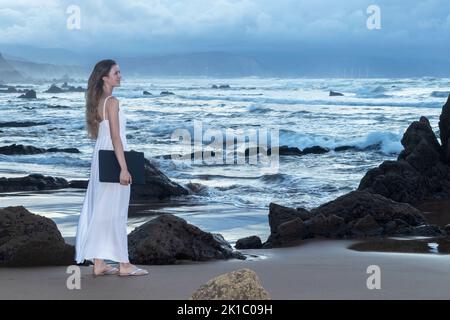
1, 239, 449, 300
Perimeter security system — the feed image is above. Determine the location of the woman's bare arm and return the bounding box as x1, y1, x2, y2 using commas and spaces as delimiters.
105, 97, 127, 171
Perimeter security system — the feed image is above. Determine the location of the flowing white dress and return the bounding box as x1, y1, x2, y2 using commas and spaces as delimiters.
75, 96, 130, 264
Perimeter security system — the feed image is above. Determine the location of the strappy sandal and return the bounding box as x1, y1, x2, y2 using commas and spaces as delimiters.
93, 265, 119, 277
119, 266, 149, 277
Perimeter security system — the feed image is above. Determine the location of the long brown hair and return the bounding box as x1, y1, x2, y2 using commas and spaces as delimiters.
85, 59, 117, 139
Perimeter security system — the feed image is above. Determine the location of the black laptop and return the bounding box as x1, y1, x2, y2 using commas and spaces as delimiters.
98, 150, 146, 184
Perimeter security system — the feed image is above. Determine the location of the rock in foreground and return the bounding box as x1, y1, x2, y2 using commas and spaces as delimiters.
0, 206, 74, 266
190, 268, 270, 300
128, 214, 245, 264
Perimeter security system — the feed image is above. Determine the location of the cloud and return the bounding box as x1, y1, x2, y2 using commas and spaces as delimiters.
0, 0, 449, 56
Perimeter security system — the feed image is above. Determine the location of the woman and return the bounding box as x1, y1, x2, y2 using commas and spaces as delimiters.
75, 59, 148, 276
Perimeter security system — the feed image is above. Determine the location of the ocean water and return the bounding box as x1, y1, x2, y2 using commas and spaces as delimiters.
0, 77, 447, 244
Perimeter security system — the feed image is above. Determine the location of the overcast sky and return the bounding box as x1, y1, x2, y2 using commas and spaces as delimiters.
0, 0, 449, 75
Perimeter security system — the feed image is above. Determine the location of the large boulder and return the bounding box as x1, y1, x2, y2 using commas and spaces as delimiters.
359, 112, 450, 204
235, 236, 263, 249
128, 214, 245, 264
262, 191, 443, 248
0, 206, 74, 266
190, 268, 270, 300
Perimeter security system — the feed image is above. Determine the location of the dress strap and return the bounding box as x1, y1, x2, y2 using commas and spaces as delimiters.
103, 95, 113, 120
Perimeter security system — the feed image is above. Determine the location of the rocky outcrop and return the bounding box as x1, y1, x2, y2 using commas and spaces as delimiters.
330, 90, 344, 96
211, 84, 231, 89
143, 91, 152, 95
0, 143, 80, 155
0, 121, 49, 128
45, 83, 85, 93
262, 191, 445, 248
0, 206, 75, 266
18, 89, 37, 99
358, 111, 450, 204
0, 174, 69, 192
128, 214, 245, 264
190, 268, 270, 300
160, 91, 174, 95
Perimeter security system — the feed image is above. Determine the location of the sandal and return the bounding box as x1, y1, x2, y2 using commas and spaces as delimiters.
119, 266, 149, 277
93, 265, 119, 277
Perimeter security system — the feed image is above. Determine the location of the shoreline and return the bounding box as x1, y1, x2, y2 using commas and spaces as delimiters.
1, 239, 449, 300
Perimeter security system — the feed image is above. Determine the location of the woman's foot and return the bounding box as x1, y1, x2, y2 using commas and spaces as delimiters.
93, 259, 119, 276
119, 262, 149, 276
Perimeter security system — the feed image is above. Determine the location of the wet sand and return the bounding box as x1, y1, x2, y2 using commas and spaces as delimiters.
1, 240, 449, 300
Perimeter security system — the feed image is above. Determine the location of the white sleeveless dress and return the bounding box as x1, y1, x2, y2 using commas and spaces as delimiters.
75, 96, 131, 264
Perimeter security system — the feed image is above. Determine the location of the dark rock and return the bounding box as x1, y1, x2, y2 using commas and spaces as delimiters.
350, 214, 383, 236
267, 145, 329, 156
305, 213, 347, 237
47, 147, 80, 153
312, 191, 425, 227
262, 191, 434, 248
18, 90, 36, 99
0, 174, 69, 192
0, 143, 80, 155
278, 145, 303, 156
130, 157, 189, 200
45, 84, 64, 93
128, 214, 245, 264
270, 145, 302, 156
0, 206, 75, 266
235, 236, 262, 249
330, 90, 344, 96
68, 180, 88, 189
264, 218, 309, 248
439, 95, 450, 163
212, 84, 231, 89
45, 83, 85, 93
0, 86, 17, 93
160, 91, 174, 95
267, 202, 312, 234
0, 121, 49, 129
143, 90, 152, 95
359, 113, 450, 204
302, 146, 329, 155
0, 144, 46, 155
